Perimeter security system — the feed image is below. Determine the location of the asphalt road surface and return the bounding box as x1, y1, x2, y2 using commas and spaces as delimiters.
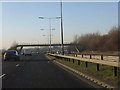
1, 53, 105, 89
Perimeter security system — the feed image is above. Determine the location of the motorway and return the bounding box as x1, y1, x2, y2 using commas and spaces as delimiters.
1, 53, 106, 89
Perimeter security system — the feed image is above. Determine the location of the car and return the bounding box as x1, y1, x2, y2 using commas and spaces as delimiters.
3, 50, 20, 61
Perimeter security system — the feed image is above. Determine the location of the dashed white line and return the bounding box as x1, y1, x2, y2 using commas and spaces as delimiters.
0, 74, 6, 78
16, 64, 19, 67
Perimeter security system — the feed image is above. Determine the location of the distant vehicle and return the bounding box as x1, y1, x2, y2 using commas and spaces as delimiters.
3, 50, 20, 61
23, 49, 32, 56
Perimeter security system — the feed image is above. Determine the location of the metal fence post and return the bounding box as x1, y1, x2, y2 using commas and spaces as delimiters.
101, 55, 103, 60
90, 55, 92, 59
82, 54, 83, 58
78, 60, 80, 65
113, 67, 117, 76
73, 59, 74, 63
96, 64, 99, 71
85, 62, 88, 68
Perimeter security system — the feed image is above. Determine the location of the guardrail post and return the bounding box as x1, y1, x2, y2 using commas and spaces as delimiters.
73, 59, 74, 63
90, 55, 92, 59
113, 67, 117, 76
96, 64, 99, 71
82, 54, 83, 58
85, 62, 88, 68
78, 60, 80, 65
101, 55, 103, 60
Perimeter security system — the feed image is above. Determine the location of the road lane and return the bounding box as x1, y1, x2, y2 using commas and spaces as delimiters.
2, 60, 25, 77
2, 54, 105, 89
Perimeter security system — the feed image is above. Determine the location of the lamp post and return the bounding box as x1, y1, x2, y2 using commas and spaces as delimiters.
60, 0, 64, 55
39, 17, 60, 53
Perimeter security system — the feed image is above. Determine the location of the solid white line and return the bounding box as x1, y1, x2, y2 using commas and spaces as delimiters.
16, 64, 19, 67
0, 74, 6, 78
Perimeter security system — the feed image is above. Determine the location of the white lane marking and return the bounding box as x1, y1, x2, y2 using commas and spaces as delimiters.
0, 74, 6, 78
16, 64, 19, 67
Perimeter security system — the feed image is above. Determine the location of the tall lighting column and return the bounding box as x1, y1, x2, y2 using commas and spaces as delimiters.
60, 0, 64, 55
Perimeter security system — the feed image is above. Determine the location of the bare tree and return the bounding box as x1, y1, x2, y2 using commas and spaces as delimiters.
72, 26, 119, 53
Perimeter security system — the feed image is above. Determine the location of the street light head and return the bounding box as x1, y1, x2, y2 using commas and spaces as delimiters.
38, 17, 44, 19
56, 17, 61, 19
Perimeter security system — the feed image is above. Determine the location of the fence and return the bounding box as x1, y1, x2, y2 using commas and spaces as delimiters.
48, 53, 120, 76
